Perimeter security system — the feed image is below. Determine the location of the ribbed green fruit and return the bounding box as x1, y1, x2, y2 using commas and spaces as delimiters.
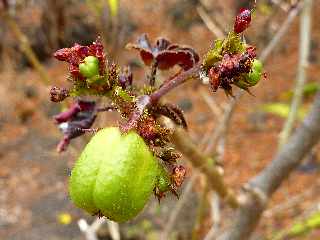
69, 127, 164, 222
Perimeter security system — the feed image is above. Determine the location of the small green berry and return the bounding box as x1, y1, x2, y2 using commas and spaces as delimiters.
69, 127, 164, 222
79, 56, 100, 78
246, 59, 263, 86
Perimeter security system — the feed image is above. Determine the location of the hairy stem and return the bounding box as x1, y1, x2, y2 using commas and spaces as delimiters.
149, 61, 158, 86
150, 63, 201, 104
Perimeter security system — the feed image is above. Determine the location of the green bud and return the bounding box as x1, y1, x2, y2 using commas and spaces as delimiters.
246, 59, 263, 86
79, 56, 100, 78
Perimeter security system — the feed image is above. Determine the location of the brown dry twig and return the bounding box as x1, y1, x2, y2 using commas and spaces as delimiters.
1, 11, 51, 84
170, 125, 240, 208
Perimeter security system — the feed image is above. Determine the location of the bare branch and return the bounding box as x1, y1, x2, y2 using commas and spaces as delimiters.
197, 5, 226, 39
160, 175, 197, 240
1, 11, 51, 84
218, 92, 320, 240
279, 0, 313, 146
170, 126, 239, 208
205, 91, 243, 156
259, 2, 304, 63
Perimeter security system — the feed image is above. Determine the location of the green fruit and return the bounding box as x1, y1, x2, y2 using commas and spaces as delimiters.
246, 59, 263, 86
69, 127, 164, 222
79, 56, 100, 78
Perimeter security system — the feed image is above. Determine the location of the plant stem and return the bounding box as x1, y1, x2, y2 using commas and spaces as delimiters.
279, 0, 313, 147
1, 12, 51, 84
218, 92, 320, 240
150, 63, 201, 104
170, 126, 239, 208
192, 178, 210, 240
259, 2, 304, 63
160, 175, 197, 240
148, 61, 158, 86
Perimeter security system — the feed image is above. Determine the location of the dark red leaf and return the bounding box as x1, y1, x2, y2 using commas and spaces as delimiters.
127, 34, 199, 70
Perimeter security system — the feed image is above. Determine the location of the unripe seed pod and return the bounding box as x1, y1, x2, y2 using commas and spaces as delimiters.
79, 56, 100, 78
69, 127, 168, 222
246, 59, 263, 86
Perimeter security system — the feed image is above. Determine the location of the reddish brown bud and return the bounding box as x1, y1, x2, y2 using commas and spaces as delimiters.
172, 165, 186, 188
234, 8, 251, 33
50, 87, 69, 102
209, 67, 220, 91
53, 48, 72, 61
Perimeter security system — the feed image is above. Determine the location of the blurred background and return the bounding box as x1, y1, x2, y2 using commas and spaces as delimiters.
0, 0, 319, 239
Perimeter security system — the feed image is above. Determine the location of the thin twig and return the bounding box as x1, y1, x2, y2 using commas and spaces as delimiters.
191, 178, 210, 240
270, 0, 291, 12
170, 125, 239, 208
201, 90, 224, 118
1, 12, 51, 84
150, 63, 201, 104
148, 61, 158, 86
264, 179, 320, 218
259, 2, 304, 62
160, 174, 197, 240
197, 5, 226, 39
204, 91, 243, 156
78, 218, 106, 240
218, 92, 320, 240
203, 193, 221, 240
107, 221, 121, 240
78, 218, 120, 240
279, 0, 312, 146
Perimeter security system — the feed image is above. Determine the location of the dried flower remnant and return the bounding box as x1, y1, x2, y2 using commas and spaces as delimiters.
171, 165, 187, 190
118, 66, 133, 90
54, 100, 97, 152
53, 37, 106, 79
208, 46, 257, 96
50, 87, 69, 102
201, 30, 263, 96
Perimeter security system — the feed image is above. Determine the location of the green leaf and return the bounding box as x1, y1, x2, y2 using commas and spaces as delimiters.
108, 0, 118, 17
222, 31, 246, 54
203, 32, 246, 69
306, 212, 320, 229
287, 223, 308, 237
281, 82, 320, 100
203, 39, 223, 67
260, 103, 308, 120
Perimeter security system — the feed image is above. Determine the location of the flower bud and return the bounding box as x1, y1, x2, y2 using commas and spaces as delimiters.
234, 8, 252, 34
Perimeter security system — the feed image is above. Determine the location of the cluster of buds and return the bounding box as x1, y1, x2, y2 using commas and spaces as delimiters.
200, 7, 264, 96
50, 6, 264, 211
